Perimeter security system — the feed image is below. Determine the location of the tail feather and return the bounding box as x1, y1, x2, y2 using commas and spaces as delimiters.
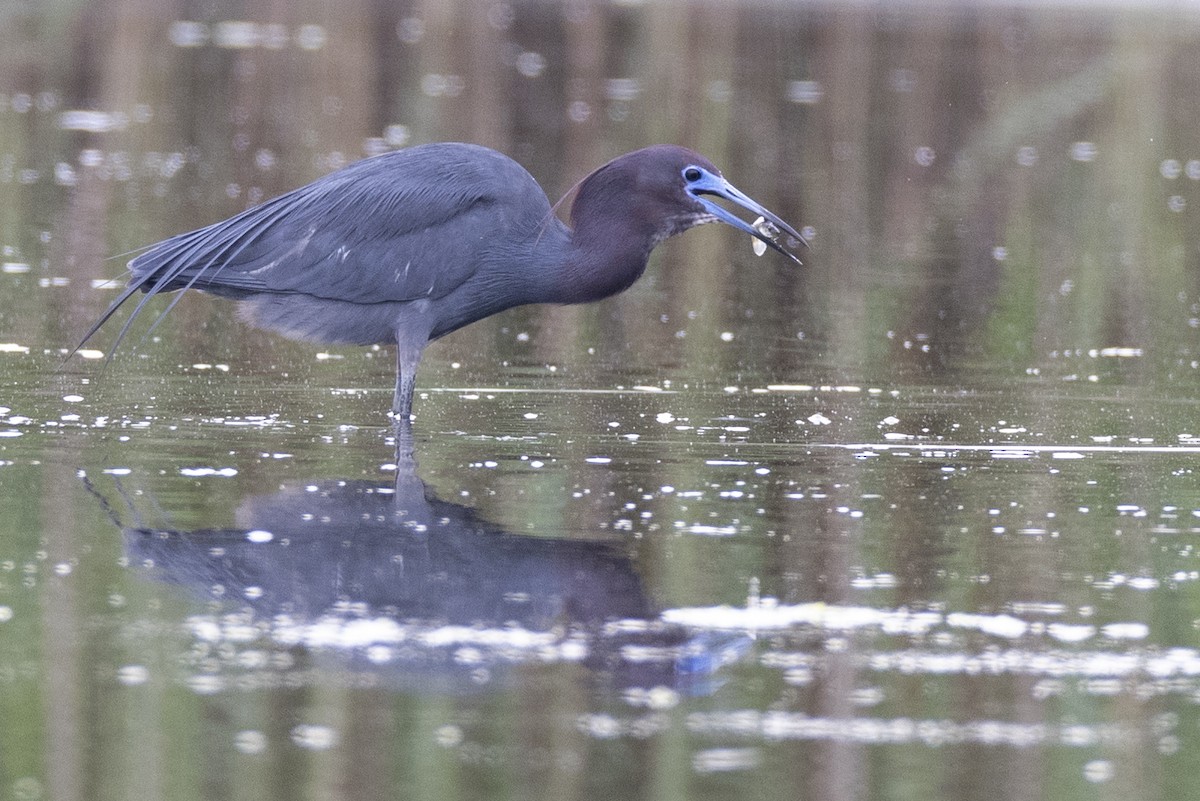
63, 279, 150, 365
67, 191, 305, 365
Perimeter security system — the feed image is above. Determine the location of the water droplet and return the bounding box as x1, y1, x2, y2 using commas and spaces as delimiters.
567, 100, 591, 123
384, 124, 409, 147
117, 665, 149, 686
1070, 141, 1098, 162
605, 78, 640, 101
169, 20, 209, 47
786, 80, 823, 104
434, 725, 463, 747
1083, 759, 1114, 783
290, 724, 338, 751
235, 730, 268, 755
515, 51, 546, 78
294, 24, 327, 50
396, 17, 424, 44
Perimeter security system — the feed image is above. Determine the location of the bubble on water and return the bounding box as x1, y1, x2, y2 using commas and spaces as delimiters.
1097, 346, 1141, 358
253, 148, 276, 170
786, 79, 823, 104
1016, 145, 1038, 166
1047, 623, 1095, 643
1161, 159, 1182, 179
605, 78, 640, 101
1168, 195, 1186, 213
1102, 621, 1149, 639
434, 724, 463, 747
384, 124, 409, 147
169, 20, 209, 47
186, 674, 223, 695
1083, 759, 1114, 783
646, 686, 680, 709
180, 467, 238, 477
212, 21, 259, 48
421, 73, 465, 98
235, 730, 268, 755
117, 665, 149, 686
567, 100, 592, 123
53, 162, 76, 186
693, 747, 762, 774
1070, 141, 1098, 162
579, 713, 621, 739
515, 51, 546, 78
686, 524, 740, 536
241, 527, 274, 546
397, 17, 424, 44
913, 146, 936, 167
58, 110, 126, 133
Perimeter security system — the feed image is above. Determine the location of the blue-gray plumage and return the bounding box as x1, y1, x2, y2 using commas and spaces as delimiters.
75, 142, 806, 419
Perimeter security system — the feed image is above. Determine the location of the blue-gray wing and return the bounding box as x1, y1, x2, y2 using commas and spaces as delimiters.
129, 144, 546, 305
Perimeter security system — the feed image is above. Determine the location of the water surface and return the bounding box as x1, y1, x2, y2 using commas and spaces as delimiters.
4, 2, 1200, 800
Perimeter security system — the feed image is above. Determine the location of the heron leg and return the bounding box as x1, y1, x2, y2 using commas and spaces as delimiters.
391, 334, 426, 421
390, 306, 433, 423
392, 355, 417, 420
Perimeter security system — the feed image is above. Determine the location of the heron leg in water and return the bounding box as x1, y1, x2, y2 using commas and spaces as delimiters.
391, 416, 418, 471
392, 317, 430, 422
392, 350, 419, 420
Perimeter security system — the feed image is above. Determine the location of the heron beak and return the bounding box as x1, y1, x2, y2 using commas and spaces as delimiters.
687, 169, 808, 265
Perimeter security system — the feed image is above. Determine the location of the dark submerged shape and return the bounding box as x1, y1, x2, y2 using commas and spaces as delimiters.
75, 142, 806, 418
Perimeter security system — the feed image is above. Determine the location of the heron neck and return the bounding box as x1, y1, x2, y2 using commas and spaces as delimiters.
553, 221, 652, 305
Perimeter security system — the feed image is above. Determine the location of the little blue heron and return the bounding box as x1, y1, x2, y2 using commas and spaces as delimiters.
74, 142, 806, 418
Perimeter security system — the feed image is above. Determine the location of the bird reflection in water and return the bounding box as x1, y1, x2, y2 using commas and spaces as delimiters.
84, 449, 749, 692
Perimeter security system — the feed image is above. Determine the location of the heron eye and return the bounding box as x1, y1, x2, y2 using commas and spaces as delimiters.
683, 166, 703, 182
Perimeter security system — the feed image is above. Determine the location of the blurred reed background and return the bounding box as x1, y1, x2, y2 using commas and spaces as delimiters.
3, 1, 1199, 392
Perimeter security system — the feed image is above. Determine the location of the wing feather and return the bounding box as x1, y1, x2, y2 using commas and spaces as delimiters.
73, 144, 552, 357
128, 144, 539, 305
